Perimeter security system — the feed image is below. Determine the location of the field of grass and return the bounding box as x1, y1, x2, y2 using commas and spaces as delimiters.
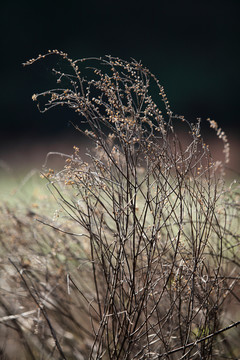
1, 156, 239, 360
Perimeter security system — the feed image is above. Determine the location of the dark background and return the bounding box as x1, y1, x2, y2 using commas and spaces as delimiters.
1, 0, 239, 171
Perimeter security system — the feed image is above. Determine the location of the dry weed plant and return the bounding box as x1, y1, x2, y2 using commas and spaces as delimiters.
0, 51, 239, 359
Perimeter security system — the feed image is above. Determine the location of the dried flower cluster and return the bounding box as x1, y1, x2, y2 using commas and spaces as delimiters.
207, 118, 230, 165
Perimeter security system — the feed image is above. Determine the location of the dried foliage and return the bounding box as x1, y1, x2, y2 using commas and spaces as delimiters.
0, 51, 239, 359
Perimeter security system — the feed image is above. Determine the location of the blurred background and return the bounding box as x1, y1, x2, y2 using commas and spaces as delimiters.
1, 0, 239, 174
